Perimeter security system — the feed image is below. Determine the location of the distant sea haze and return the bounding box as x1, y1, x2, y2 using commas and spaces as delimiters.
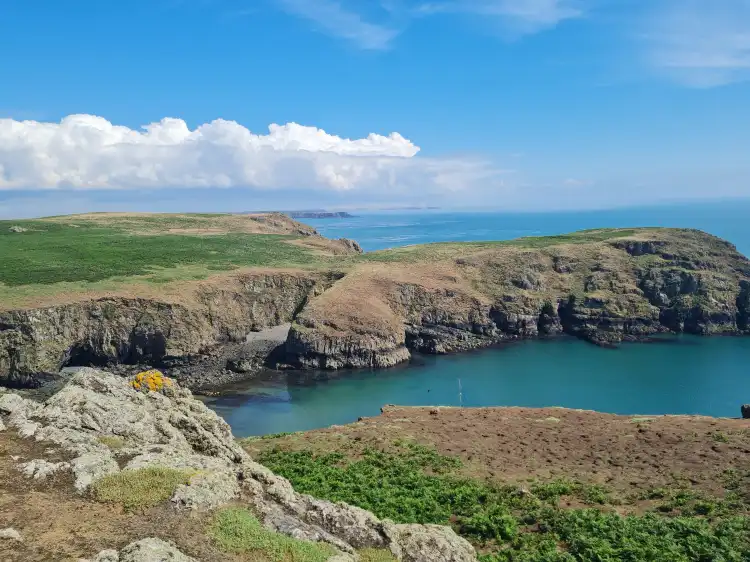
302, 200, 750, 257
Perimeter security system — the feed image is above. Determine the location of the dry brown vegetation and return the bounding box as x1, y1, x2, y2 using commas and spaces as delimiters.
246, 405, 750, 507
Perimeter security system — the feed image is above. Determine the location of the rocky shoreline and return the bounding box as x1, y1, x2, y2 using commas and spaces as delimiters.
2, 228, 749, 391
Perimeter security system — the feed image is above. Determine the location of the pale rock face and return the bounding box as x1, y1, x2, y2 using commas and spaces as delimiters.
19, 458, 70, 480
7, 368, 476, 562
91, 538, 196, 562
0, 528, 22, 541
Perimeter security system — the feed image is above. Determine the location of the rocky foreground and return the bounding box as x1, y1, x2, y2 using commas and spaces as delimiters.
0, 369, 475, 561
2, 226, 750, 389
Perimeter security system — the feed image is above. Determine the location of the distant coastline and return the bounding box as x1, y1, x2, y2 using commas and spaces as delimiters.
285, 211, 354, 219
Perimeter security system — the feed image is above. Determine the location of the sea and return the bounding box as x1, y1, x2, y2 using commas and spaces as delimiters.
204, 200, 750, 436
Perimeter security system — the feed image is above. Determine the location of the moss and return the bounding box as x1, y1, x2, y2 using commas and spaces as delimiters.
91, 466, 193, 511
208, 507, 335, 562
97, 435, 126, 450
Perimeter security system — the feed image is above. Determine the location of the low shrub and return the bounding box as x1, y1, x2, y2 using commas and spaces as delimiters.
91, 466, 193, 510
208, 507, 335, 562
259, 446, 750, 561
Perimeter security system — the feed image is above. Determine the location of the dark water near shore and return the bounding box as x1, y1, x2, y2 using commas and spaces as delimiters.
206, 201, 750, 436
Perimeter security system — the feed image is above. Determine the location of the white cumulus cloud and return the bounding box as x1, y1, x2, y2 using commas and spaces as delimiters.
0, 115, 498, 192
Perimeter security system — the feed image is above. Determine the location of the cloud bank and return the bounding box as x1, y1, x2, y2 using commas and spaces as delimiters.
0, 115, 501, 193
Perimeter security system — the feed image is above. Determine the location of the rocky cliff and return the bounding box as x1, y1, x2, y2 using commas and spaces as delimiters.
2, 227, 749, 387
0, 369, 476, 561
284, 228, 750, 369
0, 272, 339, 388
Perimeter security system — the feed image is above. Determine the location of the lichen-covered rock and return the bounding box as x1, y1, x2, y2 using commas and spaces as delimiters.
91, 549, 119, 562
0, 528, 22, 541
91, 538, 196, 562
19, 458, 70, 480
385, 523, 476, 562
8, 368, 476, 561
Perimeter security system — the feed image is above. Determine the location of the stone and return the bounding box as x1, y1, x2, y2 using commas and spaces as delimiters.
385, 523, 476, 562
20, 458, 70, 480
119, 538, 196, 562
171, 469, 240, 509
0, 527, 22, 541
8, 225, 28, 233
6, 368, 475, 560
92, 539, 195, 562
742, 404, 750, 419
92, 550, 119, 562
0, 417, 5, 431
71, 452, 120, 493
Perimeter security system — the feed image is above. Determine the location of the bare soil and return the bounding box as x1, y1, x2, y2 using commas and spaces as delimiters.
247, 406, 750, 498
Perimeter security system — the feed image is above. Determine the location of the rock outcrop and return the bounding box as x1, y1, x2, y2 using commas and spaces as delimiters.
0, 272, 338, 388
89, 538, 196, 562
284, 229, 750, 369
0, 369, 475, 562
3, 228, 749, 386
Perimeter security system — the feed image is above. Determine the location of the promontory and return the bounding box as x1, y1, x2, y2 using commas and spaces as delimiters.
1, 212, 749, 389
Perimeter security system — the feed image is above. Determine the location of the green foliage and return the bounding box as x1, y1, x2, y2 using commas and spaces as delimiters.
0, 220, 317, 287
259, 446, 750, 561
91, 466, 193, 511
208, 507, 335, 562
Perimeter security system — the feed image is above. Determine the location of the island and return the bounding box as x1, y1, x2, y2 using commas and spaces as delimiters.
284, 210, 355, 219
1, 213, 749, 389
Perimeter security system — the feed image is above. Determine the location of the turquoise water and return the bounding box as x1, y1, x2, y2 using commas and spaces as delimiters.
205, 201, 750, 436
206, 336, 750, 437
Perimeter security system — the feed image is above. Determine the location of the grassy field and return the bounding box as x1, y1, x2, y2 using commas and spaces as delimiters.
358, 228, 640, 264
256, 442, 750, 562
0, 213, 339, 309
0, 217, 320, 287
0, 213, 716, 315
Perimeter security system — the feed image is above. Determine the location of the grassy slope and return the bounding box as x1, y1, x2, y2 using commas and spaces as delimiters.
2, 214, 744, 318
0, 213, 334, 309
248, 436, 750, 561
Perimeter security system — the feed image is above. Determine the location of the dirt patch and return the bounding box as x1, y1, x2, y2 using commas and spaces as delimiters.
0, 431, 240, 562
247, 406, 750, 498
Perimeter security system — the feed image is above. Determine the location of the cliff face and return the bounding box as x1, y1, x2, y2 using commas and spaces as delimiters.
0, 272, 336, 387
2, 228, 749, 387
284, 229, 750, 369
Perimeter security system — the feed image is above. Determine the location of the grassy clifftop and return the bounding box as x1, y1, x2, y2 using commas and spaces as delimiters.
0, 212, 355, 310
2, 215, 749, 383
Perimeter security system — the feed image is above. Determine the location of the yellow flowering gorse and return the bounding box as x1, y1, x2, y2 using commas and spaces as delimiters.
131, 369, 173, 392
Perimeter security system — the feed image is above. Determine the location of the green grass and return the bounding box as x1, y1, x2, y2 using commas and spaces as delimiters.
91, 466, 194, 511
208, 507, 336, 562
359, 229, 639, 263
258, 444, 750, 562
0, 219, 319, 287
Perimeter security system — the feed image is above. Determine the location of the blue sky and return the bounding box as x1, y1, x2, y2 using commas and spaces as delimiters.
1, 0, 749, 217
